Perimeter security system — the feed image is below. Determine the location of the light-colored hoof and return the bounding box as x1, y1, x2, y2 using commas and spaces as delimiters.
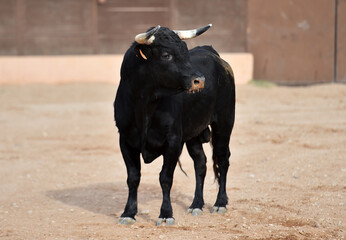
210, 206, 227, 214
156, 218, 175, 226
217, 207, 227, 214
210, 206, 218, 213
116, 217, 136, 225
186, 208, 203, 216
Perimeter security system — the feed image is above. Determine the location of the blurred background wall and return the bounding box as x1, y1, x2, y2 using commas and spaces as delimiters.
0, 0, 345, 84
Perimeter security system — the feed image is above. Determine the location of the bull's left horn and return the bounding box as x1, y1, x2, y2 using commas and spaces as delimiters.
174, 24, 212, 40
135, 25, 161, 45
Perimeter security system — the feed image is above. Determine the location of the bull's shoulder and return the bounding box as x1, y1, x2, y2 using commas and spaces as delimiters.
120, 44, 139, 76
189, 45, 234, 84
189, 45, 220, 57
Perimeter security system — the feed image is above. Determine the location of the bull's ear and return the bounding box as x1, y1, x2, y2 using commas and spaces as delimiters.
134, 45, 151, 61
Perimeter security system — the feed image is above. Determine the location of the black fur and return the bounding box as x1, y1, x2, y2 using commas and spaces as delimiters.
114, 26, 235, 222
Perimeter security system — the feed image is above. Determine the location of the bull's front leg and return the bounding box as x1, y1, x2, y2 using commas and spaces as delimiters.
117, 135, 141, 225
185, 137, 207, 216
156, 140, 183, 226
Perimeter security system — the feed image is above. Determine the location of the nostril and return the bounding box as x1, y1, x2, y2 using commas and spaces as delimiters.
189, 76, 205, 93
193, 79, 200, 85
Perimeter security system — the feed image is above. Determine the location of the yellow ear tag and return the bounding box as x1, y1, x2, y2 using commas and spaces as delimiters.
139, 49, 148, 60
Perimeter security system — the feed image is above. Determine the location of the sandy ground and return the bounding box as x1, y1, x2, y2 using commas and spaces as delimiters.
0, 82, 345, 240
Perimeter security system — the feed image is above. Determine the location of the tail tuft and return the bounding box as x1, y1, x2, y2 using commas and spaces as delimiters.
210, 130, 220, 184
212, 155, 220, 184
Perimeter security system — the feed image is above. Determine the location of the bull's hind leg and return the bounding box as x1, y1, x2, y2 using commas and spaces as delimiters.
210, 123, 232, 214
185, 137, 207, 216
117, 135, 141, 225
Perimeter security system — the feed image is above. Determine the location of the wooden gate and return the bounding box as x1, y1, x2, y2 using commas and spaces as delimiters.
0, 0, 246, 55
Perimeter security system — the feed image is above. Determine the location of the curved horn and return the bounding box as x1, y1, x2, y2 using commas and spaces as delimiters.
135, 25, 161, 45
174, 24, 212, 40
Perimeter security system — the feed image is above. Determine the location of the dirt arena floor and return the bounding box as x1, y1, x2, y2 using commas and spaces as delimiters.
0, 82, 345, 240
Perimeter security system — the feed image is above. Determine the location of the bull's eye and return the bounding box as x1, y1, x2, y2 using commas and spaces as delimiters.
161, 52, 173, 61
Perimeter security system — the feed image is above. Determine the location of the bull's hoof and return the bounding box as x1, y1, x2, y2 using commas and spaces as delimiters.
156, 218, 175, 226
116, 217, 136, 225
186, 208, 203, 216
210, 206, 227, 214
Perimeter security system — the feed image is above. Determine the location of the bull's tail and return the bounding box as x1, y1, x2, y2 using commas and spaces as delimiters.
178, 159, 188, 177
210, 133, 220, 183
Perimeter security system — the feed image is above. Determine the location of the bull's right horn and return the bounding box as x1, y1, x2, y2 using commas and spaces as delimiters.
174, 24, 212, 40
135, 25, 161, 45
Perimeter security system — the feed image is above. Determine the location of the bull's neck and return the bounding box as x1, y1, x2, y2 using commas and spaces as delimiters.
131, 85, 159, 154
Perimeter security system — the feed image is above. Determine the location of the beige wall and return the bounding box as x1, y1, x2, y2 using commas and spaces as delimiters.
0, 53, 253, 85
171, 0, 248, 52
338, 0, 346, 82
247, 0, 335, 84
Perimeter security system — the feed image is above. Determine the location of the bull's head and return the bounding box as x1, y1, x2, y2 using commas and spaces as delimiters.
133, 24, 212, 94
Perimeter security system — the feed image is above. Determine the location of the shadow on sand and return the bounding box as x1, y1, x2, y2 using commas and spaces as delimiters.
46, 182, 192, 221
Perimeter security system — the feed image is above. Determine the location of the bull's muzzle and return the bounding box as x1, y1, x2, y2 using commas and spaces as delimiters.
189, 76, 205, 93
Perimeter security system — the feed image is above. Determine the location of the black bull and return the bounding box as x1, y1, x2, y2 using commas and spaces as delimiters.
114, 25, 235, 226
